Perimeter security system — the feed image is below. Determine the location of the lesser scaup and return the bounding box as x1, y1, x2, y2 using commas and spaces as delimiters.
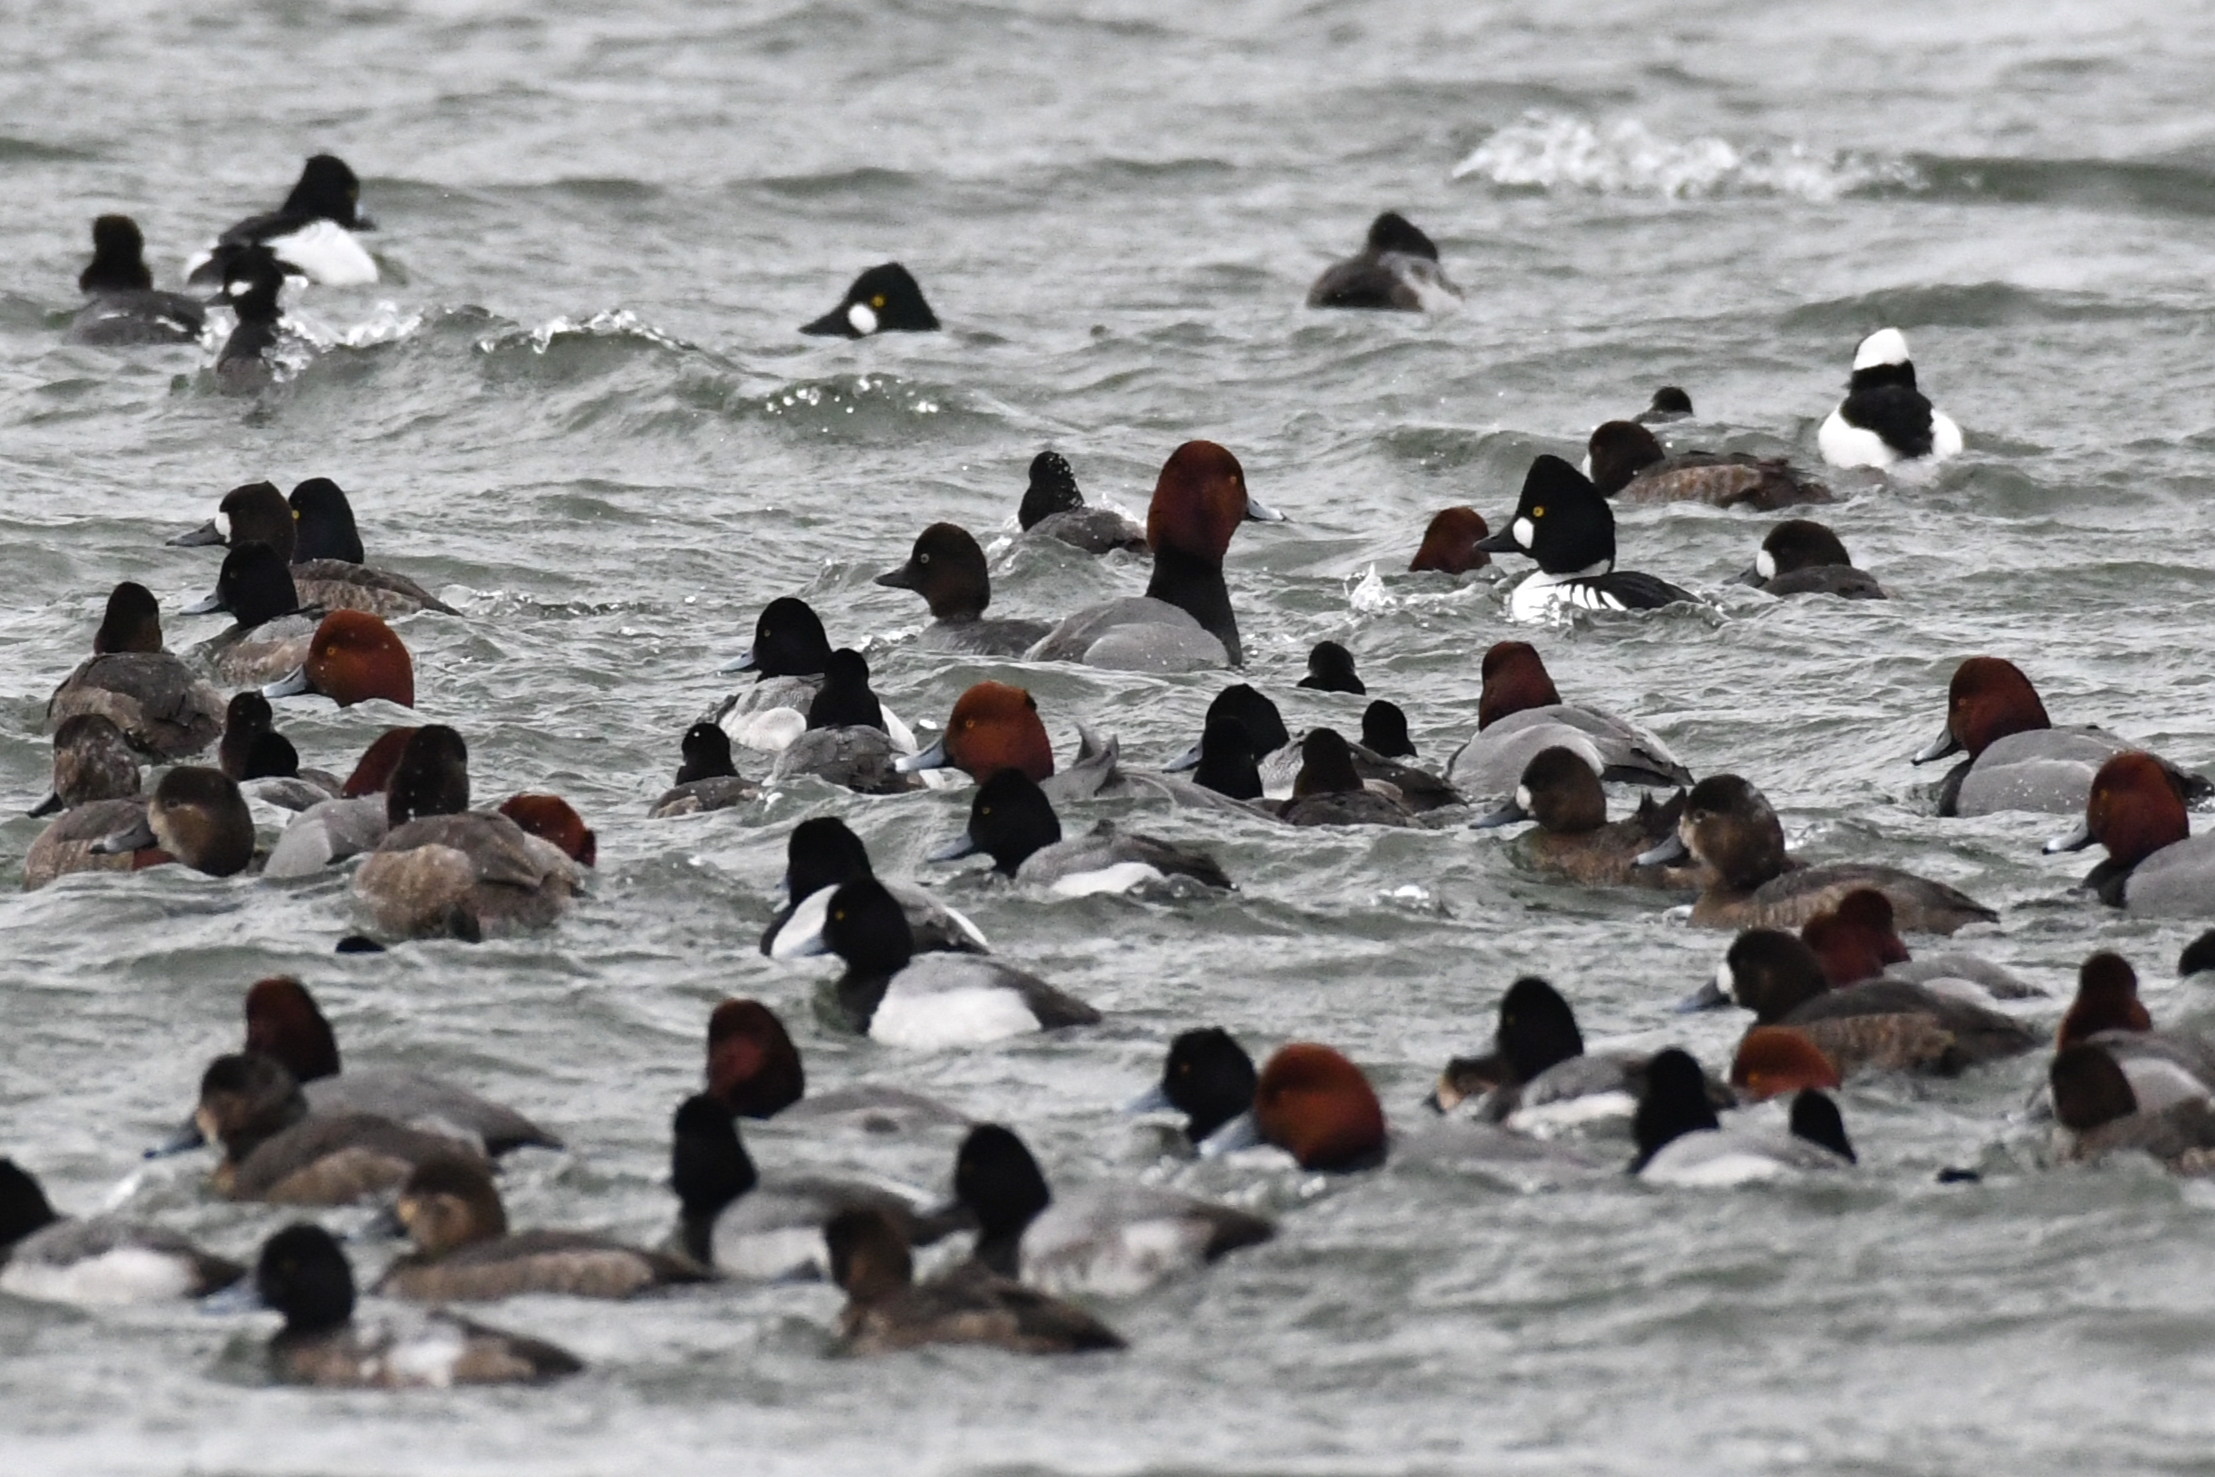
760, 815, 988, 960
875, 522, 1052, 656
185, 155, 377, 287
0, 1159, 243, 1305
826, 1206, 1125, 1355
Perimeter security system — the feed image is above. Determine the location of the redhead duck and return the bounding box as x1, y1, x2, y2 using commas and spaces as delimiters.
1446, 640, 1692, 797
1632, 1049, 1854, 1184
1017, 451, 1147, 554
876, 523, 1051, 656
1205, 1043, 1387, 1170
1727, 1027, 1843, 1102
78, 765, 255, 881
1407, 507, 1490, 574
185, 154, 378, 287
649, 723, 761, 816
262, 610, 415, 708
1637, 773, 1996, 933
1305, 211, 1461, 311
931, 769, 1232, 896
1474, 746, 1703, 892
826, 1206, 1124, 1355
708, 597, 916, 754
23, 715, 145, 889
2043, 751, 2215, 913
184, 543, 324, 685
944, 1124, 1271, 1298
377, 1157, 705, 1301
770, 649, 922, 794
352, 727, 584, 939
1474, 456, 1698, 619
1430, 977, 1725, 1128
761, 815, 987, 960
1683, 929, 2035, 1076
249, 1224, 583, 1389
212, 246, 288, 385
1818, 328, 1963, 470
195, 1051, 489, 1204
2049, 1044, 2215, 1173
1585, 421, 1830, 508
46, 581, 224, 758
2049, 953, 2215, 1112
798, 878, 1099, 1046
169, 479, 455, 618
1735, 520, 1884, 599
894, 680, 1125, 804
1799, 889, 2040, 1002
1126, 1028, 1260, 1146
1915, 657, 2209, 817
1275, 729, 1423, 828
668, 1096, 958, 1279
0, 1158, 243, 1305
1637, 386, 1693, 424
262, 726, 418, 878
1028, 440, 1283, 670
1298, 641, 1364, 694
704, 999, 966, 1129
800, 262, 938, 337
496, 793, 596, 867
67, 214, 205, 344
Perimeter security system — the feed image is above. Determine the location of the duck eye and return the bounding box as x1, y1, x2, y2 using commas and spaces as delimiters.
1531, 505, 1546, 518
871, 295, 886, 309
918, 553, 930, 564
962, 718, 975, 730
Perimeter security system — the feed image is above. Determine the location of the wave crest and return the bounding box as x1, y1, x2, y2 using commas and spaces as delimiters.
1452, 114, 1922, 202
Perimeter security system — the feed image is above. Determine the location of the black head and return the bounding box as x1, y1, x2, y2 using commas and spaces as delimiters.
1019, 451, 1084, 528
1720, 929, 1831, 1025
385, 724, 469, 826
1298, 641, 1365, 695
93, 581, 163, 656
256, 1222, 356, 1335
243, 731, 300, 781
1644, 386, 1693, 419
0, 1159, 59, 1247
742, 597, 835, 679
1192, 714, 1263, 801
1359, 700, 1415, 758
1585, 422, 1668, 496
965, 768, 1062, 876
952, 1124, 1052, 1272
874, 522, 991, 621
281, 155, 369, 229
1478, 456, 1616, 575
800, 263, 939, 337
1364, 211, 1440, 261
670, 1094, 760, 1226
82, 214, 153, 293
1788, 1090, 1856, 1163
1160, 1027, 1259, 1141
676, 722, 737, 784
806, 649, 885, 733
1291, 728, 1363, 798
1757, 520, 1854, 578
288, 479, 365, 563
211, 543, 302, 627
219, 690, 276, 780
2180, 930, 2215, 978
820, 877, 915, 977
1203, 684, 1291, 754
1495, 977, 1584, 1083
1631, 1048, 1720, 1171
221, 246, 286, 322
784, 816, 875, 901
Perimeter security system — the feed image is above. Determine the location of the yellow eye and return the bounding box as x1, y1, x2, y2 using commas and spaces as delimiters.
979, 806, 991, 817
1532, 505, 1546, 518
291, 509, 301, 521
871, 295, 886, 309
962, 718, 974, 730
832, 909, 846, 922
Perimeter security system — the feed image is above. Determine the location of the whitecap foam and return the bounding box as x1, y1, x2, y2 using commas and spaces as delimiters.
1451, 114, 1922, 202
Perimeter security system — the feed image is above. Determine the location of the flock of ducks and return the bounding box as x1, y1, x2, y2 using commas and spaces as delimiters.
18, 161, 2215, 1390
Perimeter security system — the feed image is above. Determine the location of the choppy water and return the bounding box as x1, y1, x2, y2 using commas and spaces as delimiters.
9, 1, 2215, 1472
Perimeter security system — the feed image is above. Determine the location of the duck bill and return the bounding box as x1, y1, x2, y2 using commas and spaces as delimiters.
2043, 818, 2094, 854
91, 815, 157, 855
893, 737, 950, 775
873, 565, 919, 591
1471, 798, 1530, 830
1633, 833, 1690, 868
1675, 976, 1731, 1013
196, 1278, 265, 1314
1243, 495, 1287, 523
144, 1116, 207, 1158
1472, 527, 1521, 553
167, 520, 226, 548
1912, 727, 1962, 765
926, 831, 981, 863
1162, 740, 1203, 773
1197, 1110, 1261, 1157
262, 665, 312, 699
27, 791, 63, 818
1732, 565, 1766, 587
1122, 1083, 1174, 1114
716, 647, 757, 676
357, 1205, 408, 1240
799, 307, 854, 337
912, 1197, 977, 1242
181, 590, 226, 616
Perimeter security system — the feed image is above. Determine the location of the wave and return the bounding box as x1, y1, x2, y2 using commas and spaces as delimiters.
1452, 113, 1921, 201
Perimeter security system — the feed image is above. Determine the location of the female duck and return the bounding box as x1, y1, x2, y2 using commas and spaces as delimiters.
875, 522, 1051, 656
1273, 729, 1423, 828
47, 582, 225, 758
67, 766, 255, 884
169, 478, 454, 618
826, 1206, 1124, 1356
1585, 421, 1830, 508
23, 715, 144, 890
1735, 520, 1885, 599
931, 769, 1233, 896
1305, 211, 1462, 312
1472, 746, 1702, 892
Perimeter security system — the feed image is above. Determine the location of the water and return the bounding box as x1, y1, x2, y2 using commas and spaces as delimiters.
8, 1, 2215, 1471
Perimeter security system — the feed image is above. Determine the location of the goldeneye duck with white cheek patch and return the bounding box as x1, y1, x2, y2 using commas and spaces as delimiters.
1475, 456, 1698, 621
801, 263, 939, 337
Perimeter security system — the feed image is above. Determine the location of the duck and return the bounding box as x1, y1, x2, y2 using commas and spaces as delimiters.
929, 768, 1233, 896
1914, 657, 2209, 817
798, 878, 1099, 1046
2182, 933, 2215, 977
216, 691, 341, 813
1473, 746, 1703, 892
1680, 928, 2036, 1076
1799, 889, 2041, 1002
894, 681, 1123, 803
351, 727, 585, 939
1636, 387, 1693, 424
261, 726, 419, 878
2048, 1043, 2215, 1173
703, 998, 966, 1129
1727, 1027, 1844, 1102
1736, 520, 1885, 599
2050, 953, 2215, 1113
68, 765, 256, 883
648, 722, 762, 816
46, 581, 225, 758
1027, 440, 1283, 670
185, 154, 378, 287
769, 649, 921, 794
1274, 729, 1424, 828
67, 214, 205, 345
0, 1158, 243, 1305
1297, 640, 1365, 694
1407, 507, 1490, 574
1361, 701, 1417, 759
194, 1051, 490, 1204
1015, 451, 1147, 554
875, 522, 1051, 655
1430, 976, 1723, 1128
943, 1123, 1272, 1298
1167, 684, 1301, 799
1305, 211, 1462, 311
1475, 455, 1698, 620
668, 1096, 959, 1279
2044, 751, 2215, 914
1585, 421, 1831, 508
826, 1206, 1124, 1355
168, 478, 455, 618
800, 262, 939, 336
1445, 640, 1692, 798
1635, 773, 1997, 933
707, 596, 915, 754
213, 246, 290, 386
249, 1224, 582, 1388
376, 1156, 705, 1301
1631, 1049, 1855, 1184
23, 715, 146, 890
182, 543, 322, 685
1200, 1043, 1388, 1170
262, 610, 416, 708
1126, 1028, 1261, 1146
1818, 328, 1963, 470
760, 815, 988, 960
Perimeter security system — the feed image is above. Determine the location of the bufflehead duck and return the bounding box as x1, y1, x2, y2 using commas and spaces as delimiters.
0, 1159, 243, 1305
800, 262, 938, 337
825, 1206, 1124, 1355
1407, 507, 1491, 574
1817, 327, 1963, 470
1585, 421, 1831, 508
185, 154, 378, 287
1736, 519, 1886, 599
2044, 751, 2215, 914
1016, 451, 1147, 554
875, 522, 1052, 656
46, 581, 225, 758
930, 768, 1233, 896
68, 214, 205, 345
760, 815, 988, 960
1475, 455, 1697, 620
1305, 211, 1462, 312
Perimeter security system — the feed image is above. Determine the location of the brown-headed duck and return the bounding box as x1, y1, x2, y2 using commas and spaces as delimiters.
0, 1158, 242, 1305
1727, 1027, 1843, 1102
1274, 729, 1422, 828
2043, 751, 2215, 914
894, 680, 1125, 804
1305, 211, 1462, 312
760, 815, 988, 960
75, 765, 255, 882
703, 998, 966, 1130
169, 478, 455, 617
1016, 450, 1148, 554
1736, 519, 1886, 599
1446, 640, 1692, 798
1800, 889, 2040, 1002
1407, 507, 1490, 575
195, 1051, 489, 1204
826, 1206, 1124, 1356
1474, 745, 1703, 892
930, 769, 1233, 896
2049, 953, 2215, 1112
23, 714, 145, 890
46, 582, 225, 758
1586, 421, 1831, 508
876, 522, 1051, 656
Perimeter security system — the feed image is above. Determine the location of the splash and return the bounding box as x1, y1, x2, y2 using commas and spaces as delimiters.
1452, 114, 1922, 202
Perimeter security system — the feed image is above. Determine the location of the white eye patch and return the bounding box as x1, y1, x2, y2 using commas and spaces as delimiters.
214, 509, 232, 541
846, 302, 879, 335
1755, 549, 1776, 579
1714, 960, 1735, 999
1514, 784, 1532, 813
1512, 516, 1534, 548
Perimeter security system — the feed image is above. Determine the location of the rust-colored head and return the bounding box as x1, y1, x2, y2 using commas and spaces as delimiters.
1944, 658, 2051, 758
1253, 1043, 1386, 1171
304, 612, 414, 708
706, 999, 805, 1118
1834, 890, 1910, 965
2057, 951, 2152, 1049
340, 726, 419, 798
1408, 507, 1490, 575
498, 794, 596, 865
941, 682, 1054, 783
1478, 642, 1563, 730
1799, 912, 1886, 988
1729, 1027, 1841, 1101
243, 976, 341, 1083
1146, 441, 1251, 565
2085, 752, 2190, 869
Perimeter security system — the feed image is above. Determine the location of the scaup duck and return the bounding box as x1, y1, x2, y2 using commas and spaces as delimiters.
1126, 1028, 1260, 1146
185, 154, 377, 287
1298, 640, 1364, 694
770, 648, 921, 794
0, 1159, 243, 1305
826, 1206, 1124, 1355
1430, 977, 1722, 1129
1305, 211, 1462, 312
649, 722, 762, 816
213, 246, 289, 386
67, 214, 205, 345
183, 543, 322, 685
760, 815, 988, 960
169, 478, 455, 618
930, 769, 1233, 896
1631, 1049, 1855, 1184
876, 522, 1052, 655
195, 1051, 489, 1204
1473, 746, 1703, 892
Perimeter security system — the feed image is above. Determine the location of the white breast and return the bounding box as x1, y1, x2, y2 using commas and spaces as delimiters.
0, 1246, 195, 1305
261, 219, 380, 286
1818, 408, 1901, 469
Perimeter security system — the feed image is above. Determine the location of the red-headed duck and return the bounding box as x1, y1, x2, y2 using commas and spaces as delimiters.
1207, 1043, 1387, 1170
184, 543, 322, 684
1818, 328, 1963, 471
263, 609, 415, 708
46, 581, 225, 757
1430, 976, 1726, 1128
1914, 657, 2208, 817
1632, 1048, 1854, 1183
195, 1051, 489, 1204
931, 769, 1232, 896
761, 815, 988, 960
497, 793, 596, 866
1474, 745, 1703, 892
1447, 640, 1692, 798
1126, 1028, 1259, 1146
826, 1206, 1124, 1356
68, 213, 205, 344
1408, 507, 1490, 575
876, 522, 1051, 656
2049, 1043, 2215, 1172
1306, 212, 1461, 311
2049, 953, 2215, 1114
1735, 519, 1884, 599
771, 648, 922, 794
1728, 1027, 1842, 1102
23, 715, 145, 890
1473, 456, 1698, 619
896, 680, 1125, 803
1298, 640, 1364, 695
1801, 889, 2040, 1002
248, 1223, 583, 1388
0, 1158, 243, 1305
800, 262, 937, 337
1028, 440, 1283, 670
1639, 773, 1997, 933
1016, 450, 1148, 553
185, 154, 379, 287
649, 722, 761, 817
705, 997, 966, 1132
83, 765, 255, 880
1586, 421, 1831, 508
169, 478, 454, 617
2043, 751, 2215, 913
